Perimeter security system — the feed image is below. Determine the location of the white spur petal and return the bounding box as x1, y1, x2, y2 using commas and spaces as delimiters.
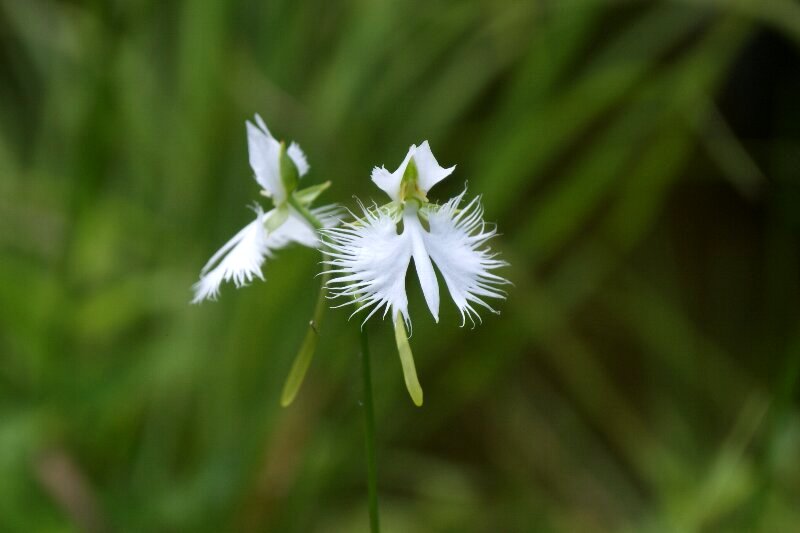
403, 210, 440, 322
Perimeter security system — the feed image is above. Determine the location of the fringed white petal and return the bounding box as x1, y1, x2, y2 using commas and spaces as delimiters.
313, 204, 345, 229
323, 207, 412, 326
287, 142, 310, 177
421, 192, 509, 326
192, 206, 270, 303
246, 115, 285, 202
192, 203, 339, 303
413, 141, 455, 195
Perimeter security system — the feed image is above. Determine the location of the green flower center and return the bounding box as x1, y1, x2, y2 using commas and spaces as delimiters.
399, 159, 427, 205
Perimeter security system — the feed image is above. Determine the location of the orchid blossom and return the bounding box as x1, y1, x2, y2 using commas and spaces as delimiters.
192, 114, 337, 303
322, 142, 508, 404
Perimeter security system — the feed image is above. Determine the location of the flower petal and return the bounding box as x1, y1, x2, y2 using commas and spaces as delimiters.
254, 113, 272, 136
247, 115, 285, 202
371, 143, 454, 201
413, 141, 455, 195
421, 191, 509, 326
404, 210, 440, 322
287, 142, 310, 177
192, 206, 270, 303
371, 146, 415, 201
268, 204, 342, 250
267, 208, 319, 249
323, 206, 412, 325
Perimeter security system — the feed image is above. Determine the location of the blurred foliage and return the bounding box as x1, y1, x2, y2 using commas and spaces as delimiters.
2, 0, 800, 531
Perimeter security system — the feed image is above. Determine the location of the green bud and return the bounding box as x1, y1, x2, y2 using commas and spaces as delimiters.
279, 141, 299, 195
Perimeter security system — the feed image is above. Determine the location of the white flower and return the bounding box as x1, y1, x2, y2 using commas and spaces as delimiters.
192, 114, 337, 303
323, 142, 508, 327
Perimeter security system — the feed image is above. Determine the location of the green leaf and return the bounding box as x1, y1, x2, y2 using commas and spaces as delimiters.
293, 181, 331, 206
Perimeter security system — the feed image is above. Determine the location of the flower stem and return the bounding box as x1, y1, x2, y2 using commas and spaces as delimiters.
359, 326, 380, 533
287, 194, 323, 230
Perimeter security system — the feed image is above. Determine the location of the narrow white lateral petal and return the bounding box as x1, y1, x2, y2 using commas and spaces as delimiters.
413, 141, 455, 195
422, 192, 508, 326
323, 207, 411, 325
403, 211, 440, 322
246, 119, 285, 202
371, 145, 416, 201
192, 207, 270, 303
370, 166, 399, 201
287, 142, 310, 177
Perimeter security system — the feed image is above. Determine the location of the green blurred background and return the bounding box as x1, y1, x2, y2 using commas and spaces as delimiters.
2, 0, 800, 531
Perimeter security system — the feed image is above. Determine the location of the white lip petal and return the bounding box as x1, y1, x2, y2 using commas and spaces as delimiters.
193, 203, 340, 304
192, 206, 270, 303
421, 191, 509, 326
322, 187, 507, 327
323, 207, 412, 325
404, 211, 440, 322
287, 142, 310, 177
413, 141, 455, 195
246, 117, 285, 202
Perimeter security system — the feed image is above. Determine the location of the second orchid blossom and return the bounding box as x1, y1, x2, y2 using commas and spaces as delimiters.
192, 114, 337, 303
322, 142, 509, 405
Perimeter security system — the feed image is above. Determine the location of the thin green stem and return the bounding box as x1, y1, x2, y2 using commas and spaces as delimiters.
359, 326, 380, 533
287, 194, 323, 230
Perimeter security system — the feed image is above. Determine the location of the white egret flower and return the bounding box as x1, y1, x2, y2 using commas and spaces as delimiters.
322, 142, 508, 406
323, 141, 508, 328
192, 114, 337, 303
